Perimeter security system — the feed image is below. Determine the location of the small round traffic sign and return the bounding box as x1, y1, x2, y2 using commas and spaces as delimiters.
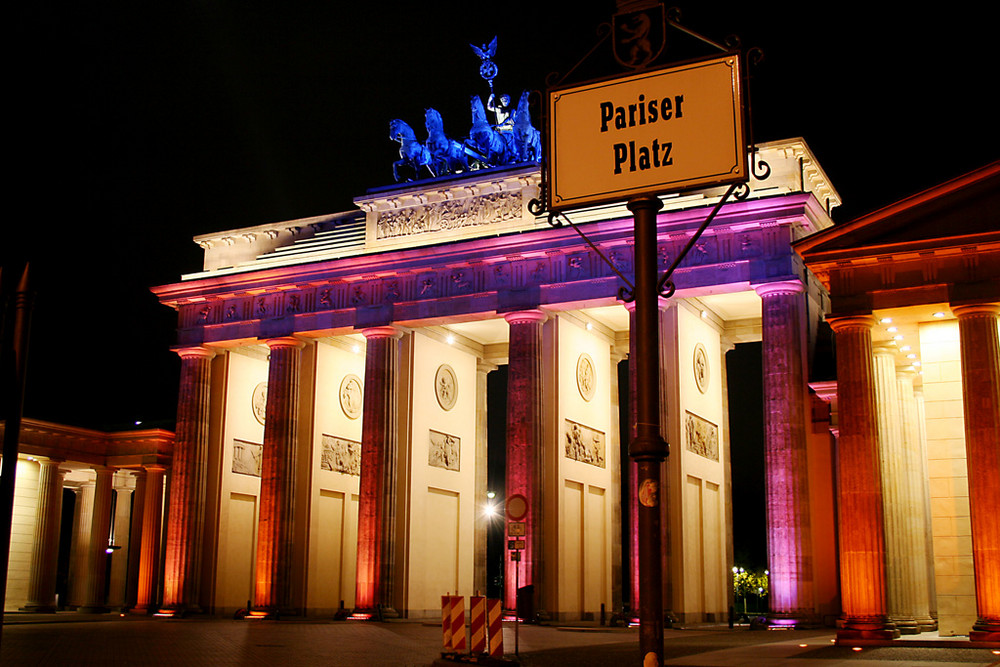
505, 493, 528, 521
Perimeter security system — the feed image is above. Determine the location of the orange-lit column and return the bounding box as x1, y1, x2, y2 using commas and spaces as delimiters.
828, 315, 895, 642
953, 303, 1000, 642
504, 310, 545, 613
79, 465, 114, 613
133, 464, 166, 613
23, 458, 65, 612
355, 326, 402, 612
253, 336, 304, 615
756, 281, 815, 625
161, 346, 215, 614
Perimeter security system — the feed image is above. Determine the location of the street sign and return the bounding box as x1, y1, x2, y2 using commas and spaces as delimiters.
507, 539, 526, 550
508, 521, 526, 536
505, 494, 528, 521
547, 53, 746, 211
510, 551, 521, 562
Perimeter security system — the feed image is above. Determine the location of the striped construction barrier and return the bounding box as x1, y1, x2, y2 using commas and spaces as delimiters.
449, 595, 466, 651
487, 598, 504, 657
469, 596, 486, 653
441, 595, 452, 650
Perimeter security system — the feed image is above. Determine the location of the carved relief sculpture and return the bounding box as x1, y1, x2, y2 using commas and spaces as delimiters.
685, 412, 719, 461
232, 439, 263, 477
251, 382, 268, 425
320, 435, 361, 476
576, 353, 596, 401
428, 429, 460, 471
339, 374, 363, 420
693, 342, 709, 394
564, 419, 606, 468
435, 364, 458, 411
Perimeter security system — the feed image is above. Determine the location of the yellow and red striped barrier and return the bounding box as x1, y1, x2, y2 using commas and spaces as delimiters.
441, 594, 504, 657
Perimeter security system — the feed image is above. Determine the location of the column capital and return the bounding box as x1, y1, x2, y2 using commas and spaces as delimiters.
361, 325, 403, 340
951, 302, 1000, 319
754, 280, 805, 297
174, 346, 216, 361
264, 336, 306, 350
142, 463, 168, 473
503, 310, 546, 325
872, 340, 898, 356
477, 359, 498, 374
826, 314, 876, 333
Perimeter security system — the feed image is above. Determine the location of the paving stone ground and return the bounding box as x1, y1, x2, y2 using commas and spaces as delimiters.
2, 614, 998, 666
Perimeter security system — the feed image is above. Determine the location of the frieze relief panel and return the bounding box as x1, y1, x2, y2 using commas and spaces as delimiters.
564, 419, 606, 468
232, 439, 263, 477
428, 429, 460, 471
375, 190, 524, 241
321, 434, 361, 476
685, 411, 719, 461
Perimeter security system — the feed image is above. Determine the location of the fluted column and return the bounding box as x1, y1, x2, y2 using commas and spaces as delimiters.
161, 346, 215, 613
79, 465, 114, 613
134, 465, 166, 613
475, 360, 497, 595
504, 310, 545, 612
253, 336, 305, 614
828, 315, 894, 641
107, 472, 135, 608
124, 468, 147, 611
756, 281, 814, 623
953, 303, 1000, 642
23, 458, 65, 611
355, 326, 402, 612
68, 482, 95, 608
872, 343, 917, 633
896, 366, 935, 631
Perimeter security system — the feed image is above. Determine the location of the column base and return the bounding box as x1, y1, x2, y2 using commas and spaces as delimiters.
348, 607, 383, 621
153, 605, 201, 618
20, 604, 57, 613
837, 617, 899, 644
915, 615, 938, 633
766, 612, 820, 629
970, 619, 1000, 643
890, 615, 920, 635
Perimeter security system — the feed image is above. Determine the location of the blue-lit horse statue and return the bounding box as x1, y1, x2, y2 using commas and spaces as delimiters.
465, 94, 513, 167
389, 118, 432, 182
511, 91, 542, 163
424, 108, 469, 176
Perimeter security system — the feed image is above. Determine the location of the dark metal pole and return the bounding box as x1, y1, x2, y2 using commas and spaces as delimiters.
627, 196, 666, 666
0, 265, 33, 641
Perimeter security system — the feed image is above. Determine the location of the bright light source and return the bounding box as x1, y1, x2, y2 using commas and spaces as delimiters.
933, 311, 946, 318
134, 420, 142, 426
487, 491, 495, 499
879, 317, 892, 324
352, 344, 360, 354
907, 353, 916, 359
913, 361, 921, 367
483, 502, 498, 518
585, 322, 593, 330
446, 334, 455, 344
900, 345, 911, 351
798, 644, 808, 648
893, 334, 904, 341
852, 647, 862, 652
887, 326, 898, 333
700, 310, 708, 319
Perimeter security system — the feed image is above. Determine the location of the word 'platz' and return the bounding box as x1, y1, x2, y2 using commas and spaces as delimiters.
599, 94, 685, 175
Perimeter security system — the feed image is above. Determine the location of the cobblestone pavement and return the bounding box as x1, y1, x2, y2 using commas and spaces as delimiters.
2, 615, 998, 666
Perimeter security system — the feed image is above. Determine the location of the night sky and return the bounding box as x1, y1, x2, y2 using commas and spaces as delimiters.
6, 3, 997, 436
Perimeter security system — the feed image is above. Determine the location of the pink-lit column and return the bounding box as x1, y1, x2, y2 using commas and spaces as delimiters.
133, 464, 166, 613
504, 310, 545, 613
953, 303, 1000, 642
79, 465, 114, 613
756, 281, 815, 624
254, 336, 305, 615
23, 458, 65, 612
355, 326, 402, 612
124, 468, 147, 611
828, 315, 895, 642
161, 346, 215, 614
627, 303, 640, 617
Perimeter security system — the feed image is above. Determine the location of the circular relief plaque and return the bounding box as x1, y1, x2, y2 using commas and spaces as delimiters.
339, 374, 363, 420
693, 343, 709, 394
435, 364, 458, 411
251, 382, 268, 425
576, 353, 596, 402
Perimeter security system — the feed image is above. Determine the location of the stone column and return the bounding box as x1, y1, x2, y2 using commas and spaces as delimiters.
107, 471, 135, 609
872, 343, 917, 633
756, 281, 814, 624
23, 458, 65, 612
827, 315, 894, 641
626, 303, 639, 618
355, 326, 402, 612
79, 465, 114, 613
253, 336, 305, 615
68, 481, 95, 609
124, 468, 147, 611
475, 360, 497, 595
504, 310, 545, 612
952, 303, 1000, 642
134, 465, 166, 613
609, 349, 625, 618
161, 346, 215, 614
896, 366, 935, 632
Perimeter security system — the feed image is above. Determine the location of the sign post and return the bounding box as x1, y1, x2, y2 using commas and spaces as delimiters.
545, 51, 747, 667
505, 493, 528, 655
